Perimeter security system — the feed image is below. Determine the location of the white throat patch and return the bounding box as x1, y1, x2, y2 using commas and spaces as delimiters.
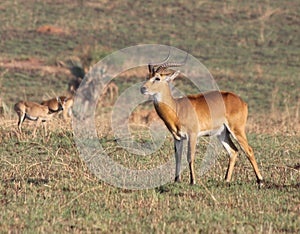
153, 93, 162, 102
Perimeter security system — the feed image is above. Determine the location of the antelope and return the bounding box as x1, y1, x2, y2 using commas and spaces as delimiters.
100, 81, 119, 104
129, 108, 161, 126
68, 77, 83, 95
14, 97, 64, 137
41, 96, 73, 120
140, 56, 263, 188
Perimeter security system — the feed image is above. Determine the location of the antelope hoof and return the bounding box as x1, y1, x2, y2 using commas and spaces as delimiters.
174, 176, 181, 183
257, 179, 264, 189
190, 179, 196, 185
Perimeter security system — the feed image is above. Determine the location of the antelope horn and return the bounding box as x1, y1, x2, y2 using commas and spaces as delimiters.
156, 62, 184, 73
148, 50, 171, 74
155, 53, 188, 73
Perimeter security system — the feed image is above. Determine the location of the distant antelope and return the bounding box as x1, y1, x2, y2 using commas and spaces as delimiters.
41, 96, 73, 120
100, 82, 119, 104
68, 76, 118, 104
68, 77, 83, 95
14, 97, 64, 137
140, 56, 263, 187
129, 109, 160, 126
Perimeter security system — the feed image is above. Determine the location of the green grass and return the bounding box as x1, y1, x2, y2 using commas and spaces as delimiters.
0, 131, 299, 233
0, 0, 299, 233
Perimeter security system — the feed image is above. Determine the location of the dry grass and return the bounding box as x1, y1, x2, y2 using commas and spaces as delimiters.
1, 109, 299, 233
247, 109, 300, 136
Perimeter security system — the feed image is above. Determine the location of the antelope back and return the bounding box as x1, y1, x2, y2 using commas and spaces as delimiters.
41, 96, 67, 112
15, 101, 49, 117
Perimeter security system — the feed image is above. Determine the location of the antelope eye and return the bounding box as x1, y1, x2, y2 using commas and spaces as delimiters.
154, 77, 160, 81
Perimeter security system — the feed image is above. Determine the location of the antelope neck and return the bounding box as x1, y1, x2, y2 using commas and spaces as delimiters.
153, 89, 178, 119
153, 93, 182, 140
153, 86, 176, 109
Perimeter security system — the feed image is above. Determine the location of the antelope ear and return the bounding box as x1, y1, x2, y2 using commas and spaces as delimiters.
166, 70, 180, 82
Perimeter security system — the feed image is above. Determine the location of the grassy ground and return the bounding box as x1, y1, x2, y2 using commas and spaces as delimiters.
0, 0, 299, 233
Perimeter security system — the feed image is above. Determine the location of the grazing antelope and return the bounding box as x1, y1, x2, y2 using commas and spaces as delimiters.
68, 77, 83, 95
129, 108, 161, 126
140, 57, 263, 188
14, 97, 64, 137
41, 96, 73, 120
100, 81, 119, 104
68, 76, 118, 105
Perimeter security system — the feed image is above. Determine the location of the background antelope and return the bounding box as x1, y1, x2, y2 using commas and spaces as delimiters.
140, 56, 263, 188
66, 60, 119, 106
41, 96, 73, 120
14, 97, 64, 137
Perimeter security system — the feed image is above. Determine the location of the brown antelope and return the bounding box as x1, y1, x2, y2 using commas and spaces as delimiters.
68, 76, 118, 105
68, 77, 83, 95
129, 108, 161, 126
140, 57, 263, 188
41, 96, 73, 120
100, 82, 119, 104
14, 97, 64, 137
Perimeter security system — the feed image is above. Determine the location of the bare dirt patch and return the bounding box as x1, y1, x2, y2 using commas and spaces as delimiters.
36, 25, 68, 35
0, 57, 70, 75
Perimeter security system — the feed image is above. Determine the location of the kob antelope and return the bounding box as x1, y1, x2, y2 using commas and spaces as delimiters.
140, 57, 263, 187
41, 96, 73, 120
14, 97, 64, 137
